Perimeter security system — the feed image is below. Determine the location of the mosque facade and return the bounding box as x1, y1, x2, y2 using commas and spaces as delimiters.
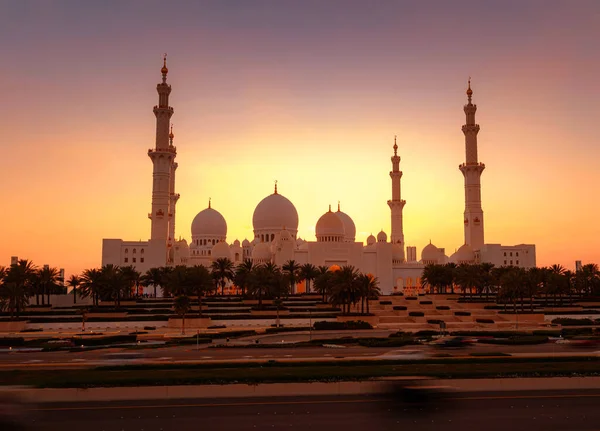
101, 60, 536, 295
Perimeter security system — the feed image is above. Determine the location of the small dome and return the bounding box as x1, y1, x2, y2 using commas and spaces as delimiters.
252, 242, 271, 262
392, 244, 403, 262
366, 234, 376, 246
298, 242, 308, 251
296, 237, 305, 246
377, 230, 387, 243
242, 239, 250, 247
316, 207, 345, 241
335, 207, 356, 242
453, 243, 475, 263
253, 191, 299, 234
421, 243, 439, 261
211, 241, 232, 260
233, 239, 240, 247
279, 229, 292, 241
191, 207, 227, 238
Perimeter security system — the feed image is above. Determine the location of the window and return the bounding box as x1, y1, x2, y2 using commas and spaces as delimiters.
516, 260, 519, 265
133, 257, 137, 263
503, 252, 506, 256
516, 252, 519, 257
510, 252, 513, 257
125, 248, 129, 254
141, 249, 145, 255
124, 257, 128, 263
510, 260, 513, 265
504, 260, 507, 265
141, 258, 144, 263
133, 249, 137, 254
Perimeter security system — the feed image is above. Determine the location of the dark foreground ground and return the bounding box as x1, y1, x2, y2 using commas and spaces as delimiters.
17, 389, 600, 431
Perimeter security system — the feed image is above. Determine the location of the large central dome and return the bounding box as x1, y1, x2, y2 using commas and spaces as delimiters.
252, 189, 299, 238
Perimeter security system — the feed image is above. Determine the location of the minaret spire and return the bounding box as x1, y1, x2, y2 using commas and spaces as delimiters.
459, 78, 485, 250
274, 180, 278, 194
387, 136, 406, 261
148, 56, 178, 264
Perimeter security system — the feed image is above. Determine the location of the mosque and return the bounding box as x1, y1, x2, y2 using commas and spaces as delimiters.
101, 58, 536, 295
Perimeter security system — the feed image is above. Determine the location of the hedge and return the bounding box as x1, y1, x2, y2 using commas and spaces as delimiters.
414, 330, 439, 337
436, 306, 450, 310
357, 337, 415, 348
405, 297, 418, 301
393, 306, 407, 311
419, 301, 433, 305
476, 318, 495, 324
313, 320, 373, 330
478, 336, 549, 346
455, 311, 471, 316
379, 301, 393, 305
71, 334, 137, 347
265, 326, 306, 334
0, 337, 25, 347
409, 311, 425, 317
452, 330, 530, 338
552, 318, 595, 326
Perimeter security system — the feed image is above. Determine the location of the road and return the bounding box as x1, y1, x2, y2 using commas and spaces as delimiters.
0, 341, 597, 369
17, 389, 600, 431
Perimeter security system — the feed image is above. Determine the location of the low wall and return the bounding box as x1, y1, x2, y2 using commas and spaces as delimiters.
0, 321, 27, 332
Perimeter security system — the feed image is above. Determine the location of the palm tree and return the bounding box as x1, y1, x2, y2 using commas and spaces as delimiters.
442, 263, 457, 294
299, 263, 318, 294
141, 267, 163, 298
100, 264, 127, 308
67, 275, 81, 304
173, 295, 191, 335
313, 266, 331, 302
455, 264, 479, 298
282, 260, 301, 295
187, 265, 213, 316
579, 264, 600, 296
524, 267, 543, 312
120, 266, 141, 299
163, 265, 192, 298
234, 260, 254, 298
357, 273, 380, 314
80, 268, 103, 306
247, 264, 280, 308
498, 266, 527, 315
0, 282, 30, 319
211, 258, 235, 296
329, 265, 359, 314
36, 266, 63, 306
2, 260, 36, 315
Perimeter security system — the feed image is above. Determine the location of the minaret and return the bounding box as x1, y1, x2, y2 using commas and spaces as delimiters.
168, 124, 180, 248
387, 136, 406, 261
148, 55, 176, 247
459, 79, 485, 250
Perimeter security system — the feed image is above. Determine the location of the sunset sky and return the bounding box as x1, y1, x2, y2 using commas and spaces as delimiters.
1, 0, 599, 276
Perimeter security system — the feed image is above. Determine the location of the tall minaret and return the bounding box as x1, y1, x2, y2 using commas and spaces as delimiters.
148, 55, 176, 246
387, 136, 406, 261
167, 125, 180, 248
459, 79, 485, 250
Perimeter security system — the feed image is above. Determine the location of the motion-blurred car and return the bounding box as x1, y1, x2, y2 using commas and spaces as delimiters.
568, 337, 600, 349
379, 349, 428, 360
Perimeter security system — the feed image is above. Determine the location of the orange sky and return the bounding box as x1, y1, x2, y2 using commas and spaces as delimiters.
1, 1, 599, 276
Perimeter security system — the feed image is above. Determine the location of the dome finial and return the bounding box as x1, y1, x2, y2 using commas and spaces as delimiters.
466, 77, 473, 103
208, 197, 211, 209
328, 204, 332, 212
161, 53, 168, 77
393, 135, 398, 156
337, 201, 340, 212
169, 123, 174, 144
274, 180, 278, 194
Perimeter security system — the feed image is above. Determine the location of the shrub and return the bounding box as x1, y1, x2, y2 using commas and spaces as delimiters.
452, 330, 530, 338
436, 306, 450, 310
561, 327, 593, 337
409, 311, 425, 317
389, 331, 406, 338
379, 301, 392, 305
455, 311, 471, 316
427, 319, 444, 325
533, 330, 561, 337
552, 318, 595, 326
0, 337, 25, 347
143, 326, 156, 331
71, 334, 137, 347
476, 318, 495, 324
313, 320, 372, 330
420, 301, 433, 305
392, 292, 404, 296
20, 328, 43, 333
405, 297, 418, 301
415, 330, 439, 337
357, 337, 415, 348
484, 305, 503, 310
393, 306, 407, 311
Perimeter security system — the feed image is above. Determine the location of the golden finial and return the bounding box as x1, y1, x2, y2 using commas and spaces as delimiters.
274, 180, 278, 194
466, 77, 473, 101
161, 53, 168, 75
337, 201, 341, 212
328, 204, 332, 212
393, 135, 398, 156
169, 124, 174, 141
208, 197, 211, 209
